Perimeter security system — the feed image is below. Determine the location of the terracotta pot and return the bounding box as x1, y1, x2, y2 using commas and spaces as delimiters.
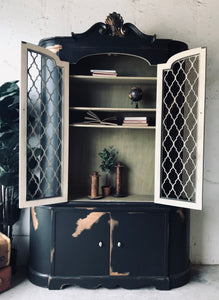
102, 186, 111, 197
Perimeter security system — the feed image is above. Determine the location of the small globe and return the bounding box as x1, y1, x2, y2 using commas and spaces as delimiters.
129, 87, 143, 108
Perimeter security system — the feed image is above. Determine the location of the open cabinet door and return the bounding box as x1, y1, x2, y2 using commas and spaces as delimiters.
155, 48, 206, 210
19, 42, 69, 208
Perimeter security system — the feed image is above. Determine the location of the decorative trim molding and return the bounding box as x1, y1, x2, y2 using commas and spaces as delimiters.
97, 12, 156, 43
105, 12, 125, 37
40, 13, 158, 48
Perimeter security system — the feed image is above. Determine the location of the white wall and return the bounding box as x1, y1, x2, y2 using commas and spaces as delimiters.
0, 0, 218, 265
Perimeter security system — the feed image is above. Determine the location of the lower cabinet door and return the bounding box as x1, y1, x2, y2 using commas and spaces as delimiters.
110, 211, 169, 276
54, 210, 110, 276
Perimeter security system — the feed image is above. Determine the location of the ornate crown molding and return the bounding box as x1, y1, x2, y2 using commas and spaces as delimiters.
105, 12, 125, 37
97, 12, 156, 43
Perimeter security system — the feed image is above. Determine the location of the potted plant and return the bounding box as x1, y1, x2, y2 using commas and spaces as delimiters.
0, 81, 20, 271
98, 146, 118, 196
0, 80, 43, 271
0, 81, 20, 238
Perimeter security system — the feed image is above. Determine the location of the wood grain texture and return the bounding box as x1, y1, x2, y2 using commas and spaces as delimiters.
68, 127, 155, 198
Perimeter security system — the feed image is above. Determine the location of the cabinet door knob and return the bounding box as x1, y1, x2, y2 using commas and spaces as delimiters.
117, 241, 122, 247
98, 241, 103, 247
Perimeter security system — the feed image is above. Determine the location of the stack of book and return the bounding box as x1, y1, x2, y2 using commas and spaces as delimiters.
90, 69, 117, 77
122, 116, 148, 127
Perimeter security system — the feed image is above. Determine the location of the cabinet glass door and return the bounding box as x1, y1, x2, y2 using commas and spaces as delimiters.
19, 42, 69, 208
155, 48, 206, 210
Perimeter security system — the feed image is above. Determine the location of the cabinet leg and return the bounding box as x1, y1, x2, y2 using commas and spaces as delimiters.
155, 278, 170, 290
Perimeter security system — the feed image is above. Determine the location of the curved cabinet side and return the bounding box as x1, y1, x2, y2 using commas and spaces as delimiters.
28, 207, 53, 287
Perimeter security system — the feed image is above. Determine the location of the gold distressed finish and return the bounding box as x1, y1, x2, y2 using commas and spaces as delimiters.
31, 207, 39, 231
50, 248, 55, 263
46, 44, 63, 53
72, 212, 105, 237
109, 216, 130, 276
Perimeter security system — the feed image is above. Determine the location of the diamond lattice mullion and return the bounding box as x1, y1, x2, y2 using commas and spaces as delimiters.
26, 49, 64, 201
160, 54, 201, 202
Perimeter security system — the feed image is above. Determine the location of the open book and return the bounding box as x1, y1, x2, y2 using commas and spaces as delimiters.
84, 111, 118, 126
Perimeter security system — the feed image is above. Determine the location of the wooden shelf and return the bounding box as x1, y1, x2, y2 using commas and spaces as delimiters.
70, 194, 154, 203
69, 123, 155, 129
70, 107, 156, 112
70, 75, 157, 84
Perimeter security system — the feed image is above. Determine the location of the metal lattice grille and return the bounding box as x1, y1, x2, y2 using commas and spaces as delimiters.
161, 55, 200, 202
26, 50, 64, 200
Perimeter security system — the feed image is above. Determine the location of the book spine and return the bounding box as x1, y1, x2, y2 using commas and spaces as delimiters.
122, 123, 148, 126
123, 120, 148, 124
92, 73, 117, 76
124, 117, 147, 121
90, 69, 116, 73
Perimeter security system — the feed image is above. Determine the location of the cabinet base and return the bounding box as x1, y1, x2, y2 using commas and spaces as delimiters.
27, 266, 190, 290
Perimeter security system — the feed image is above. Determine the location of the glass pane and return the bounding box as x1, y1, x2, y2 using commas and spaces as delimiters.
160, 54, 200, 203
26, 50, 64, 200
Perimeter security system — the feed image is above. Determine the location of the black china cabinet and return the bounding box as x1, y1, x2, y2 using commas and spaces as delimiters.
19, 13, 206, 289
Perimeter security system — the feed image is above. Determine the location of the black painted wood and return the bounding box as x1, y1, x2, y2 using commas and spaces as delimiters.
28, 203, 190, 290
27, 16, 191, 290
39, 22, 187, 65
29, 208, 52, 276
110, 211, 169, 276
54, 210, 110, 276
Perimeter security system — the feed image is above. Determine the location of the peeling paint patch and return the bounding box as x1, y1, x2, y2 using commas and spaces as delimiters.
110, 269, 130, 276
31, 207, 39, 231
50, 248, 55, 263
72, 212, 105, 237
109, 217, 129, 276
46, 44, 62, 53
109, 217, 122, 276
176, 209, 185, 222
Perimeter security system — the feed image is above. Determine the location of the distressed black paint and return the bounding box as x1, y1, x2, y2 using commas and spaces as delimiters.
28, 203, 190, 290
28, 16, 190, 290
